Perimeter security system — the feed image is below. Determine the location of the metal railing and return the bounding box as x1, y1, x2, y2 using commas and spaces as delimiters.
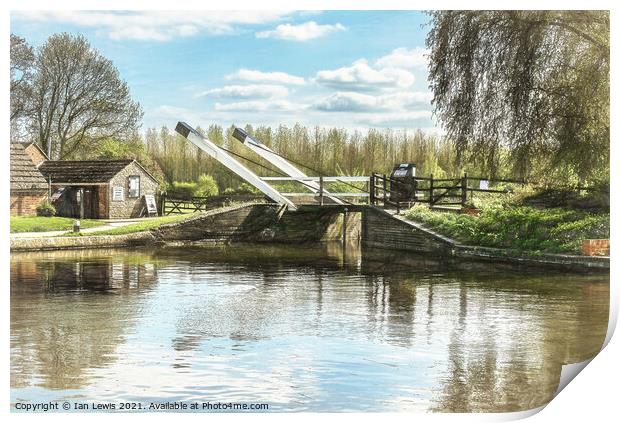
259, 176, 370, 206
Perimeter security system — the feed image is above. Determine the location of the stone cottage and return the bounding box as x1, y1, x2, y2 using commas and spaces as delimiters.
10, 141, 49, 216
39, 159, 159, 219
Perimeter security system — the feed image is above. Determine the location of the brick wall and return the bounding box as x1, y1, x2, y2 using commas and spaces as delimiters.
10, 190, 48, 216
107, 162, 159, 219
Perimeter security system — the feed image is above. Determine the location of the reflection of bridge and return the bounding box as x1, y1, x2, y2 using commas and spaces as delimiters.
175, 121, 516, 213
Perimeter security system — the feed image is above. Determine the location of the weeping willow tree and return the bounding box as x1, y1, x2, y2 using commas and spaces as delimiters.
426, 11, 609, 184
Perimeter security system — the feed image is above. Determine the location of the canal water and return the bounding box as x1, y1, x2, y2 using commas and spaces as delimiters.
10, 243, 608, 412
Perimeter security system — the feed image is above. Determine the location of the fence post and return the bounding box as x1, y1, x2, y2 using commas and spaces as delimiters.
161, 191, 166, 216
319, 175, 324, 206
369, 175, 375, 205
429, 173, 434, 206
461, 172, 468, 207
382, 174, 387, 207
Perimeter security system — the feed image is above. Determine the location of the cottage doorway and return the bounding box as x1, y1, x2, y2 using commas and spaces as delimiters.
81, 187, 99, 219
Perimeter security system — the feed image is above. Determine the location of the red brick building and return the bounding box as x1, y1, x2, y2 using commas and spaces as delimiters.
10, 142, 49, 216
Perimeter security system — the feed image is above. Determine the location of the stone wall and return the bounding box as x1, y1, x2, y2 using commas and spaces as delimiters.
11, 232, 154, 252
108, 162, 159, 219
362, 207, 455, 255
153, 204, 361, 244
10, 190, 48, 216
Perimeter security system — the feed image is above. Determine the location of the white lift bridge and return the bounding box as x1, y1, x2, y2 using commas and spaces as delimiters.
174, 122, 368, 209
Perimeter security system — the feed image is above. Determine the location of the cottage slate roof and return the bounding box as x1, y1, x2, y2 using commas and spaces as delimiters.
10, 141, 49, 191
39, 159, 134, 183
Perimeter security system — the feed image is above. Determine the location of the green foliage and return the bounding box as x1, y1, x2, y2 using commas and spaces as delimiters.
35, 200, 56, 217
166, 174, 219, 198
405, 204, 609, 254
196, 174, 219, 197
10, 216, 105, 233
222, 183, 261, 195
519, 188, 609, 212
167, 181, 198, 199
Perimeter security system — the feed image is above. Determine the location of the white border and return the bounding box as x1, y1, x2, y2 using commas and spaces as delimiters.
2, 2, 617, 422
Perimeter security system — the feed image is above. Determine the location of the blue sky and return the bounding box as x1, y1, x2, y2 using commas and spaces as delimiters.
11, 11, 436, 132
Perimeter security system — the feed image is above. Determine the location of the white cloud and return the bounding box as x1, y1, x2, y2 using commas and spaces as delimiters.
12, 10, 294, 41
363, 111, 434, 127
314, 92, 379, 112
314, 91, 433, 112
196, 84, 289, 100
226, 69, 306, 86
256, 21, 345, 42
214, 100, 303, 112
379, 91, 434, 109
375, 47, 429, 69
314, 59, 415, 92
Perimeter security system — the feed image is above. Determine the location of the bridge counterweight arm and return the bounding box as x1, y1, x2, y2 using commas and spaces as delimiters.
232, 127, 345, 205
175, 122, 297, 210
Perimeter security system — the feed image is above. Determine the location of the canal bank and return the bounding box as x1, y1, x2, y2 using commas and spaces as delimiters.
10, 202, 609, 271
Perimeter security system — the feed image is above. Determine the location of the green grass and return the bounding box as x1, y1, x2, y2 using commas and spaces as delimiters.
66, 213, 201, 236
404, 205, 609, 255
10, 216, 106, 233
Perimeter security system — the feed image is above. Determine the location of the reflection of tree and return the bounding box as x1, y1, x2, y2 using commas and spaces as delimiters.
433, 274, 609, 412
10, 250, 159, 390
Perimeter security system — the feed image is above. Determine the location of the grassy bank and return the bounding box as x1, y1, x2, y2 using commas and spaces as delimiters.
65, 213, 200, 236
404, 190, 609, 255
10, 216, 106, 233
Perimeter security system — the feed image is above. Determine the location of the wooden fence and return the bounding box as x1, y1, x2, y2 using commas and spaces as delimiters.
159, 193, 263, 215
369, 173, 523, 212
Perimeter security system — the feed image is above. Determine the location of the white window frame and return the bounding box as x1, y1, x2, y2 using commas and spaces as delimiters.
128, 175, 140, 198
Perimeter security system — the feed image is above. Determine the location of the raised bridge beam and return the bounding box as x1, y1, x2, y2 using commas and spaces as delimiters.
175, 122, 297, 210
232, 127, 345, 205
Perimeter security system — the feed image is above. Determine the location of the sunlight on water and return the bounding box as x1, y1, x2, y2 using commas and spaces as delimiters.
10, 243, 609, 412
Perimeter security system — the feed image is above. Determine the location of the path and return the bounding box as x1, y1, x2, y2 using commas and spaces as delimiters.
10, 217, 162, 239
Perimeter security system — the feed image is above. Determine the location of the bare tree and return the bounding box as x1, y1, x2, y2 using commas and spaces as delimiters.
10, 34, 35, 139
29, 33, 143, 159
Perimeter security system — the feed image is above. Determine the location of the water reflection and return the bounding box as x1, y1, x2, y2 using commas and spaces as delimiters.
11, 250, 161, 391
11, 243, 608, 412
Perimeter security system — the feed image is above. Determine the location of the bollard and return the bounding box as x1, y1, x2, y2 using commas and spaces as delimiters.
73, 220, 81, 233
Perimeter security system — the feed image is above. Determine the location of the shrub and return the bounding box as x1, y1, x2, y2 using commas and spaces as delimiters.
168, 181, 197, 199
36, 200, 56, 217
195, 174, 219, 197
223, 183, 261, 195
